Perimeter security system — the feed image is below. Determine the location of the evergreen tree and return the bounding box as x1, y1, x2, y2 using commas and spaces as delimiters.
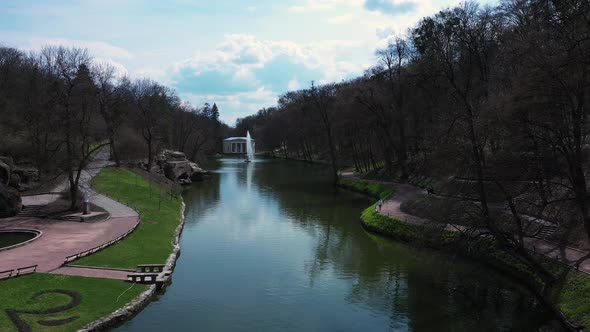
211, 103, 220, 121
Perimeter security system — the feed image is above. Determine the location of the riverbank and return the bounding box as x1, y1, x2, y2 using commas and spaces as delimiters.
272, 153, 332, 165
75, 167, 186, 330
339, 178, 590, 330
75, 168, 184, 269
0, 151, 161, 331
0, 166, 186, 332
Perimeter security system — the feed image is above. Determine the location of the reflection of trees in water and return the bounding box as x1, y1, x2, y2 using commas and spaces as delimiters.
182, 174, 221, 224
188, 159, 556, 330
252, 160, 368, 230
296, 197, 552, 329
251, 160, 553, 330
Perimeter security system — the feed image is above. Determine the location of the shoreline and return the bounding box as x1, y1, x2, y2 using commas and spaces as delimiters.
338, 179, 586, 331
79, 192, 187, 331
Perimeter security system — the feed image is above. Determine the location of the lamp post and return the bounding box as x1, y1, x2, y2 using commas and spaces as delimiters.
83, 189, 91, 215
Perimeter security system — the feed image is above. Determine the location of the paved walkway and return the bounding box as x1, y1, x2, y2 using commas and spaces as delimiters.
0, 216, 137, 272
351, 175, 590, 275
0, 147, 140, 279
52, 266, 131, 280
524, 238, 590, 274
379, 183, 429, 225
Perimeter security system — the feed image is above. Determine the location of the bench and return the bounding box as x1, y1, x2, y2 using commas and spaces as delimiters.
127, 272, 160, 283
16, 265, 37, 275
0, 269, 14, 279
137, 264, 165, 273
0, 265, 37, 280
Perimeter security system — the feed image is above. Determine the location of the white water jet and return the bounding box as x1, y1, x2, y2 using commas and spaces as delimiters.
246, 130, 254, 162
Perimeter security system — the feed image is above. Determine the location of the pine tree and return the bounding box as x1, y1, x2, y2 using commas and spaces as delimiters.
211, 103, 220, 121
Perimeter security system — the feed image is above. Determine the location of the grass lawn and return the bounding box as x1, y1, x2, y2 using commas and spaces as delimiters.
557, 271, 590, 328
0, 273, 146, 332
75, 167, 183, 269
339, 178, 394, 199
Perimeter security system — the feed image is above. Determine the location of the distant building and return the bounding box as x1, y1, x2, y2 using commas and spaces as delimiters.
223, 137, 255, 154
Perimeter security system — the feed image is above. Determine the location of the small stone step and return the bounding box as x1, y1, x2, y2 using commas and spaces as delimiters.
17, 205, 44, 217
534, 225, 558, 239
59, 212, 108, 222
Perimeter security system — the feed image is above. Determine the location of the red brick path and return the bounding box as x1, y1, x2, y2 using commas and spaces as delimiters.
0, 216, 138, 273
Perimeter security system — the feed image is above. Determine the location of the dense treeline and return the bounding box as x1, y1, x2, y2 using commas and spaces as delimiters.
236, 0, 590, 310
0, 46, 227, 208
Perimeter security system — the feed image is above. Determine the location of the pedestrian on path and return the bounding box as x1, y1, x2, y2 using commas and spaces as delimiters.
377, 199, 383, 212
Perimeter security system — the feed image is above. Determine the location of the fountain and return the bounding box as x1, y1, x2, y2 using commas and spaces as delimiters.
245, 130, 254, 162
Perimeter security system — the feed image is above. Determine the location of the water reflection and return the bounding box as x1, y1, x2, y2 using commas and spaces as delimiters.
116, 158, 557, 332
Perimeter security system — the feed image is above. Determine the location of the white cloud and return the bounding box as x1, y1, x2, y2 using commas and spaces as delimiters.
326, 13, 356, 24
28, 37, 134, 60
287, 79, 300, 90
0, 32, 135, 62
181, 88, 277, 124
161, 33, 369, 124
92, 57, 129, 78
167, 34, 367, 94
288, 0, 363, 12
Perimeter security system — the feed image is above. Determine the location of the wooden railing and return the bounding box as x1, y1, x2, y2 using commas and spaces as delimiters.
0, 265, 38, 280
64, 220, 140, 264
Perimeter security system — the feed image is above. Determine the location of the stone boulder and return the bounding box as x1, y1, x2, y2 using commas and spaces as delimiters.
0, 156, 14, 168
0, 160, 10, 185
158, 150, 208, 183
9, 173, 20, 188
163, 163, 176, 181
189, 162, 208, 181
13, 166, 39, 184
0, 182, 21, 217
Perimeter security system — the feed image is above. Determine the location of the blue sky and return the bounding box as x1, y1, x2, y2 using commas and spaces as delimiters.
1, 0, 496, 125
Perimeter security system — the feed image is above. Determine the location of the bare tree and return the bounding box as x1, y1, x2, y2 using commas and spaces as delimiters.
131, 79, 169, 172
92, 63, 129, 166
308, 82, 339, 184
43, 46, 108, 209
375, 36, 411, 180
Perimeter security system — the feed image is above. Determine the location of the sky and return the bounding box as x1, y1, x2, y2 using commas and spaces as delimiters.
0, 0, 496, 125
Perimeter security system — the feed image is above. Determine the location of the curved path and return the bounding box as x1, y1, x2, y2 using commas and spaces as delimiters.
379, 183, 429, 225
345, 175, 590, 275
0, 147, 139, 280
0, 216, 137, 273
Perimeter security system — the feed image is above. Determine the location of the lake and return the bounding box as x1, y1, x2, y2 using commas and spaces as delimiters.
115, 158, 556, 331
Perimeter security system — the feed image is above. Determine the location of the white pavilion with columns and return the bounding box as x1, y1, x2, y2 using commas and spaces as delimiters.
223, 136, 255, 154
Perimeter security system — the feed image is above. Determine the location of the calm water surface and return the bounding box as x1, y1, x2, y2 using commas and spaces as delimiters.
116, 158, 556, 331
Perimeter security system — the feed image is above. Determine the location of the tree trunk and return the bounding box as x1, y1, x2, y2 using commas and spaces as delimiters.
327, 134, 338, 185
572, 167, 590, 244
147, 137, 153, 172
108, 133, 120, 167
69, 177, 77, 210
397, 117, 409, 181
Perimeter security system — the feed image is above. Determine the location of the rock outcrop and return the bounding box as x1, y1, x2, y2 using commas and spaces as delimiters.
0, 160, 11, 185
0, 157, 22, 217
0, 182, 21, 217
157, 150, 208, 184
